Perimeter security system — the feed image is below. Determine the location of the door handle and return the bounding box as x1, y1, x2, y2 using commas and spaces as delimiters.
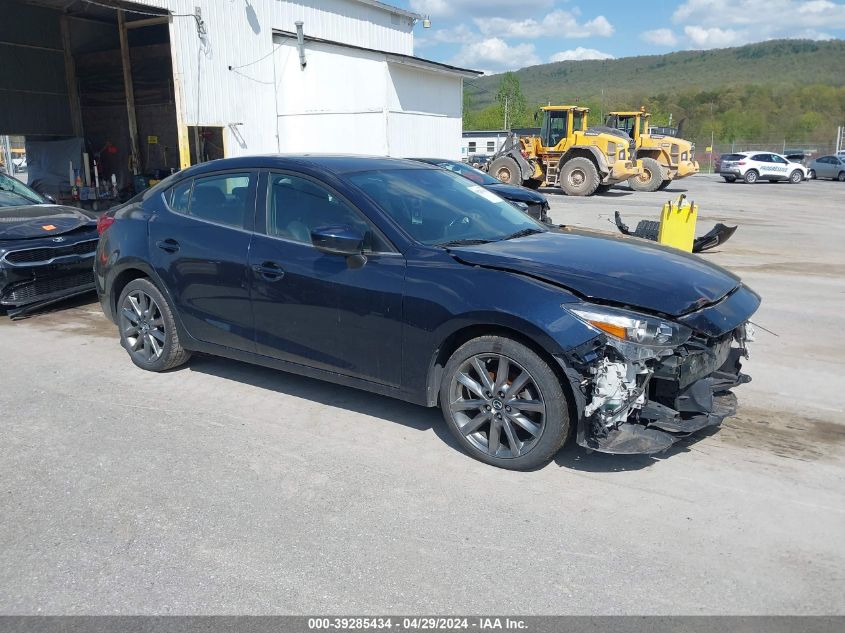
252, 261, 285, 281
156, 239, 180, 253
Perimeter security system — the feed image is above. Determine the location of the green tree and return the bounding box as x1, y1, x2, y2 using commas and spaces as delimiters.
496, 72, 526, 130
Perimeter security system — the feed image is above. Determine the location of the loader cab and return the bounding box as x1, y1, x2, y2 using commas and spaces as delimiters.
539, 107, 588, 149
607, 112, 646, 140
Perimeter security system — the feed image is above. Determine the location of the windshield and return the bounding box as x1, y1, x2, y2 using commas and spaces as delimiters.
347, 168, 545, 246
432, 161, 500, 186
0, 173, 45, 208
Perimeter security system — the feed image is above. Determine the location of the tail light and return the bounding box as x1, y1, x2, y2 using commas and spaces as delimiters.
96, 214, 115, 235
737, 161, 746, 166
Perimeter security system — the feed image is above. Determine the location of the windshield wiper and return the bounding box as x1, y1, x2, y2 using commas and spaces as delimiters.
498, 227, 545, 241
436, 238, 495, 248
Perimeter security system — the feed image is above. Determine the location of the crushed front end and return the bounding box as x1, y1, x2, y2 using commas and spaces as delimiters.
560, 285, 760, 454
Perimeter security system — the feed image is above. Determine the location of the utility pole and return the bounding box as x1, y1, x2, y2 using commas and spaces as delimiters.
503, 96, 509, 131
709, 130, 714, 174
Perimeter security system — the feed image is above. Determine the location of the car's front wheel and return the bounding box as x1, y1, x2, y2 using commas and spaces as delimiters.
440, 336, 570, 470
117, 278, 191, 372
744, 169, 759, 184
808, 169, 816, 180
838, 171, 845, 182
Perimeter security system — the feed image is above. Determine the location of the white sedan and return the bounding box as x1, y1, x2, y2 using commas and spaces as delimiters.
719, 151, 809, 184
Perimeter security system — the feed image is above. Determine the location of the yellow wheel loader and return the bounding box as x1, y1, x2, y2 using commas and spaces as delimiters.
488, 106, 643, 196
603, 109, 699, 192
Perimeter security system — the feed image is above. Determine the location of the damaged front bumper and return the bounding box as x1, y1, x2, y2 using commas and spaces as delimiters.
559, 290, 759, 455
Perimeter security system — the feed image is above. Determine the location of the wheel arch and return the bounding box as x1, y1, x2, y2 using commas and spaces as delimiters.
561, 146, 608, 175
424, 321, 573, 408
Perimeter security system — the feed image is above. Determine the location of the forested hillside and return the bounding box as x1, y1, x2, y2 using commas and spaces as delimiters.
464, 40, 845, 145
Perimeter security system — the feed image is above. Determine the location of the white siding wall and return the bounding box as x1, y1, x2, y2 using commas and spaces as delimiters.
133, 0, 464, 159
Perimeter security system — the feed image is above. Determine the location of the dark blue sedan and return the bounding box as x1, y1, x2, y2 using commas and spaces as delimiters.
95, 156, 760, 469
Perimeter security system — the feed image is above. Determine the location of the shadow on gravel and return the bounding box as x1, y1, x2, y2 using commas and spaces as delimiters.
188, 355, 462, 452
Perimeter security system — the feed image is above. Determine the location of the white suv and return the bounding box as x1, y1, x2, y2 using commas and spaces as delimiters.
719, 151, 809, 184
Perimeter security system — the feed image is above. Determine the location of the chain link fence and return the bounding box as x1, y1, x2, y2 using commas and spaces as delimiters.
691, 138, 839, 172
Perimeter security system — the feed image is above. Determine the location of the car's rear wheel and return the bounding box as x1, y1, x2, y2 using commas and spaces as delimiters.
838, 171, 845, 182
723, 176, 737, 183
118, 278, 190, 372
808, 169, 816, 180
440, 336, 570, 470
744, 169, 759, 184
789, 170, 803, 184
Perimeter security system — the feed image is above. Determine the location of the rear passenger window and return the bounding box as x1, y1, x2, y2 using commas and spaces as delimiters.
166, 172, 253, 228
168, 179, 192, 213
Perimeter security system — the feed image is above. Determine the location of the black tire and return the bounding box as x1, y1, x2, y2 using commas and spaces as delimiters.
788, 170, 803, 184
440, 336, 570, 470
657, 179, 672, 189
595, 184, 613, 194
743, 169, 759, 184
559, 157, 600, 196
723, 176, 736, 183
628, 157, 664, 192
117, 277, 191, 372
808, 169, 816, 180
838, 171, 845, 182
488, 156, 522, 185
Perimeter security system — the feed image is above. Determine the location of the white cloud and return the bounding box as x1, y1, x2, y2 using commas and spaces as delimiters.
641, 28, 679, 47
411, 0, 553, 19
474, 10, 614, 39
451, 37, 542, 72
684, 25, 745, 47
549, 47, 614, 62
672, 0, 845, 29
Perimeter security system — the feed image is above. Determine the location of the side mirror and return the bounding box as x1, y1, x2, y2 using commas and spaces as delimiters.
311, 225, 364, 256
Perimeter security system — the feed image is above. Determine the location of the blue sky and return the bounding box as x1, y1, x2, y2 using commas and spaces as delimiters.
389, 0, 845, 74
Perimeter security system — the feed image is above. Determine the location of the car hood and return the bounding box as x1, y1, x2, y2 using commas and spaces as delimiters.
484, 183, 547, 205
450, 229, 742, 317
0, 205, 97, 240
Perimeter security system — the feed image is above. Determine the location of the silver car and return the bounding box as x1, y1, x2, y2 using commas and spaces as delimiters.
808, 155, 845, 181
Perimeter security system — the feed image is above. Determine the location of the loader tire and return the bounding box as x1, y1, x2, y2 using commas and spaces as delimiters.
489, 156, 522, 185
559, 157, 600, 196
628, 157, 664, 192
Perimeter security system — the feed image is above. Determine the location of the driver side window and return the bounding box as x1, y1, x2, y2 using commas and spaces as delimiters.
266, 173, 390, 253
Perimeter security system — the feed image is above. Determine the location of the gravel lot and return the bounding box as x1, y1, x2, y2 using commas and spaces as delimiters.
1, 175, 843, 614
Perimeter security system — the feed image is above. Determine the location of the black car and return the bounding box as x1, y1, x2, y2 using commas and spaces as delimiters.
0, 173, 99, 318
411, 158, 551, 223
96, 156, 759, 470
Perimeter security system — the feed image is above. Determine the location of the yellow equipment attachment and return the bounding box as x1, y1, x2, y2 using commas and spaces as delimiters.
657, 194, 697, 252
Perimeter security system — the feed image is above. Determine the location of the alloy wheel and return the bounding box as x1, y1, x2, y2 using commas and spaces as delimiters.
119, 290, 166, 363
448, 353, 546, 459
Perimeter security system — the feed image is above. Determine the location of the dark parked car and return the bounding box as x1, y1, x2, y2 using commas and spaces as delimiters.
96, 156, 760, 470
0, 173, 99, 317
411, 158, 551, 223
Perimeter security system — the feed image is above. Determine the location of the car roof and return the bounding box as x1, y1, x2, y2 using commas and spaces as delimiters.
175, 155, 433, 179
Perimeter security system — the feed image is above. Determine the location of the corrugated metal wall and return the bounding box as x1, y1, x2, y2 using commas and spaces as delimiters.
132, 0, 462, 159
0, 0, 72, 136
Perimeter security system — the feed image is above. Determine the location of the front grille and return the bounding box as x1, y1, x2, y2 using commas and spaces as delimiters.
1, 270, 94, 305
3, 239, 97, 265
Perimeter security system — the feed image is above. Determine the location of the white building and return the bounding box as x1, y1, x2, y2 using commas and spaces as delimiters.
461, 131, 510, 159
1, 0, 479, 193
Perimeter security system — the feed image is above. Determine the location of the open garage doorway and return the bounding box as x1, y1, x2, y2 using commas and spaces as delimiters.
0, 0, 180, 205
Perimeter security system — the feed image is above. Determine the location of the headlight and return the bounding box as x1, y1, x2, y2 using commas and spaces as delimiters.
565, 303, 692, 359
681, 151, 688, 161
618, 149, 626, 159
607, 142, 617, 157
510, 200, 529, 211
